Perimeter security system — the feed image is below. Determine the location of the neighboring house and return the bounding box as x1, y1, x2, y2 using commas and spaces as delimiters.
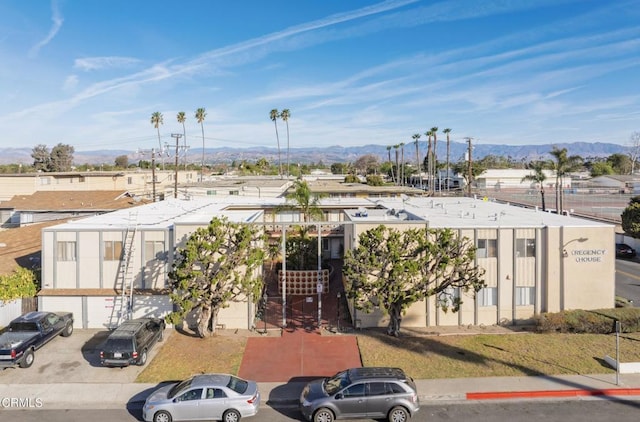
0, 190, 148, 228
304, 180, 425, 199
171, 176, 293, 199
0, 170, 199, 202
36, 195, 615, 330
588, 175, 640, 193
476, 169, 565, 191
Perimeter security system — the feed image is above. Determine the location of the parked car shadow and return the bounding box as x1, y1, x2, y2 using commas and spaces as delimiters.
126, 381, 188, 420
80, 330, 111, 367
267, 376, 320, 420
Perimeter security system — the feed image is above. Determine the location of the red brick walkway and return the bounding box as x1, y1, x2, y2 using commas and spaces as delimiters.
238, 328, 361, 382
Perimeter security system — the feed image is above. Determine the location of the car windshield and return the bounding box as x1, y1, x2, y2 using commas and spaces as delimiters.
168, 378, 193, 399
324, 370, 350, 395
227, 375, 248, 394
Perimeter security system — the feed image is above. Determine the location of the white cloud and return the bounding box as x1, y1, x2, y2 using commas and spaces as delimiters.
74, 56, 142, 72
62, 74, 78, 91
28, 0, 63, 58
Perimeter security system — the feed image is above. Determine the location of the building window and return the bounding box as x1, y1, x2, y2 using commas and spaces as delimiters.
79, 176, 85, 183
57, 241, 77, 261
104, 241, 123, 261
145, 241, 166, 261
477, 287, 497, 306
438, 287, 460, 309
322, 238, 329, 251
229, 190, 239, 196
516, 287, 535, 306
477, 239, 497, 258
207, 190, 217, 196
39, 177, 51, 185
276, 211, 300, 223
516, 238, 536, 258
127, 176, 133, 184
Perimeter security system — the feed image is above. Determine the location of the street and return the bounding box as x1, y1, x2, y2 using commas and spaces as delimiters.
6, 399, 640, 422
616, 258, 640, 306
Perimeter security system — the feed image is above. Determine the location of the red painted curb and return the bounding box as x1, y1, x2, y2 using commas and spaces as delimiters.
467, 388, 640, 400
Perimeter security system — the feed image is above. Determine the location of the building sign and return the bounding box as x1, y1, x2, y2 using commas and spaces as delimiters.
570, 249, 606, 263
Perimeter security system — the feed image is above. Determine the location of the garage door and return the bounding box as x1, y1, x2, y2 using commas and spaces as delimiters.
86, 296, 120, 329
39, 296, 83, 328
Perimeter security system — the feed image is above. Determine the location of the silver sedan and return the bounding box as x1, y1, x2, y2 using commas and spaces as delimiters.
143, 374, 260, 422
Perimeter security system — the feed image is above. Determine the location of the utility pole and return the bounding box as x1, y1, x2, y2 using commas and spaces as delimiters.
138, 148, 158, 202
464, 137, 474, 196
170, 133, 183, 199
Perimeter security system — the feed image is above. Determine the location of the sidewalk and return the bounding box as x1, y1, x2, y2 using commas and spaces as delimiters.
2, 373, 640, 411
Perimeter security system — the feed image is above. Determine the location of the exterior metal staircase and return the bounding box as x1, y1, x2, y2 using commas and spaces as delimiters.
108, 211, 138, 329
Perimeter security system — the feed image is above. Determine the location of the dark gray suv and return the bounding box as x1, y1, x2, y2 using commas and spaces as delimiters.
99, 317, 165, 367
299, 367, 420, 422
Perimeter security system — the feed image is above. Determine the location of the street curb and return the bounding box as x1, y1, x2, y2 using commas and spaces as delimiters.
466, 388, 640, 400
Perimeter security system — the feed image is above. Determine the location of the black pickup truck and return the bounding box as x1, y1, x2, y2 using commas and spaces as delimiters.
0, 311, 74, 369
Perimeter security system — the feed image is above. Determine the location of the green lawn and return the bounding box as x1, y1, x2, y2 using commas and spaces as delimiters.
137, 328, 640, 383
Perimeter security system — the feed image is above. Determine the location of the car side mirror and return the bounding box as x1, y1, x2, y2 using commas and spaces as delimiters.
335, 393, 343, 400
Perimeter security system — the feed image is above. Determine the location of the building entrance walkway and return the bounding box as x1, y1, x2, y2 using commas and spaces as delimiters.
239, 259, 361, 382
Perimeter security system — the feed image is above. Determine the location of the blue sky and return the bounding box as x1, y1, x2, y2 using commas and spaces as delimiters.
0, 0, 639, 155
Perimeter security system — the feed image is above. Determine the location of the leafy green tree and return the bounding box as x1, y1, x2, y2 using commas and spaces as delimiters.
607, 153, 632, 175
167, 217, 266, 337
622, 196, 640, 238
590, 161, 614, 177
115, 155, 129, 168
550, 147, 583, 214
177, 111, 187, 168
366, 174, 384, 186
353, 154, 380, 175
31, 144, 51, 171
269, 109, 282, 177
343, 225, 485, 336
521, 161, 549, 211
280, 109, 291, 177
49, 143, 75, 171
284, 180, 324, 224
331, 162, 348, 174
0, 267, 38, 301
150, 111, 163, 169
344, 174, 360, 183
195, 107, 207, 181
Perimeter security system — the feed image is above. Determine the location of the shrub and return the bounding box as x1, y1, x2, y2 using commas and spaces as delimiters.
0, 267, 38, 301
534, 308, 640, 334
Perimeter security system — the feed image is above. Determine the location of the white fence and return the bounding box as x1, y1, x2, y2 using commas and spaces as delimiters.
0, 299, 22, 327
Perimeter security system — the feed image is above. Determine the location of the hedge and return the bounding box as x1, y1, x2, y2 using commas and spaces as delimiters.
534, 308, 640, 334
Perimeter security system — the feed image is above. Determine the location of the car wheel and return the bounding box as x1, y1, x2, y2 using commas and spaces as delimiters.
61, 323, 73, 337
313, 408, 334, 422
388, 406, 409, 422
19, 349, 34, 368
153, 410, 172, 422
223, 409, 241, 422
138, 349, 148, 366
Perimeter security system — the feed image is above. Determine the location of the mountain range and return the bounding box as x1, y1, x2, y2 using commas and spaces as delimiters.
0, 141, 630, 167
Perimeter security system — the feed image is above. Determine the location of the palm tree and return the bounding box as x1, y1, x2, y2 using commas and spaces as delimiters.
270, 109, 282, 178
521, 161, 549, 211
195, 107, 207, 182
386, 145, 395, 184
393, 144, 400, 186
430, 127, 439, 191
399, 142, 405, 187
549, 146, 583, 214
280, 109, 291, 178
150, 111, 164, 170
177, 111, 187, 169
443, 128, 452, 191
412, 134, 421, 189
425, 131, 433, 194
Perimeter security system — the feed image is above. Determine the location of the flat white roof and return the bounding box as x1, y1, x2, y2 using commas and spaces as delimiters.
365, 197, 612, 229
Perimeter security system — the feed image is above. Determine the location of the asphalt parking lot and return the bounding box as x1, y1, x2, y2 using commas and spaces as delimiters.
0, 328, 168, 384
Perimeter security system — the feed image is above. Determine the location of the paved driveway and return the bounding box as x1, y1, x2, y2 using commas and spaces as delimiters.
0, 328, 168, 384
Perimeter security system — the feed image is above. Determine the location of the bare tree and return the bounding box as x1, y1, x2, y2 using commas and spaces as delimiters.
629, 131, 640, 174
